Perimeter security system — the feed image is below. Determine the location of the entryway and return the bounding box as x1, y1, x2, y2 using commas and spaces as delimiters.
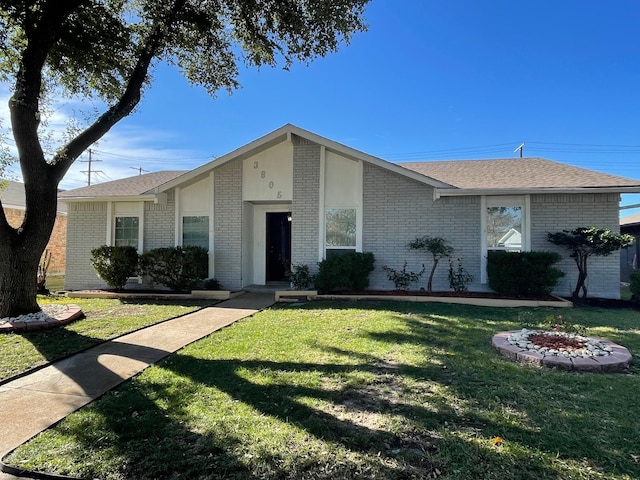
265, 212, 291, 282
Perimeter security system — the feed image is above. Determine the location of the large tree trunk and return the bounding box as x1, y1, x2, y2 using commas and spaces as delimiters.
0, 177, 58, 318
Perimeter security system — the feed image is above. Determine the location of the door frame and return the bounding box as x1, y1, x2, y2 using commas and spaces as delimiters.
246, 203, 292, 286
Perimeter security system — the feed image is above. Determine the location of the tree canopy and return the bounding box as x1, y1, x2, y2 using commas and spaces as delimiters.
547, 227, 634, 300
0, 0, 370, 317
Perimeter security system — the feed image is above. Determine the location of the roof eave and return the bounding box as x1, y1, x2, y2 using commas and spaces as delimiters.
59, 194, 156, 203
158, 124, 453, 192
435, 186, 640, 198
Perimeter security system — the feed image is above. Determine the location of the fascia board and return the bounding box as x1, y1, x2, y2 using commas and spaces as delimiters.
435, 186, 640, 197
158, 124, 454, 192
285, 125, 454, 189
59, 195, 156, 203
158, 128, 291, 192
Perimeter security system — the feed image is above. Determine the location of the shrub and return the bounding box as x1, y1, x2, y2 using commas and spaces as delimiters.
139, 246, 208, 292
314, 252, 375, 292
448, 257, 473, 292
487, 251, 564, 296
286, 264, 315, 290
382, 261, 425, 290
202, 278, 222, 290
630, 271, 640, 302
90, 245, 139, 290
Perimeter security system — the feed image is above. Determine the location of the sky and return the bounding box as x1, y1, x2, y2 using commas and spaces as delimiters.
2, 0, 640, 217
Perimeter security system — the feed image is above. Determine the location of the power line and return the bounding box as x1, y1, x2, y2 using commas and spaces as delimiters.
79, 148, 103, 186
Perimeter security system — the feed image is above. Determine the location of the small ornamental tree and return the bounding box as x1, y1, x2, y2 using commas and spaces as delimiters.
547, 227, 634, 300
408, 236, 454, 292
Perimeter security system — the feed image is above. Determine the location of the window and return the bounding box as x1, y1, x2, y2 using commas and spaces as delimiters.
114, 216, 139, 248
482, 196, 530, 283
182, 216, 210, 250
325, 208, 356, 258
486, 206, 522, 252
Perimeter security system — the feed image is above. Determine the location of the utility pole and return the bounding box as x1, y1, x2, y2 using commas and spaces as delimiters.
130, 166, 149, 176
514, 142, 525, 158
80, 149, 103, 186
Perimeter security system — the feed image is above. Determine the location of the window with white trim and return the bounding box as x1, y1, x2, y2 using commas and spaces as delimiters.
325, 207, 357, 258
114, 216, 139, 248
182, 215, 209, 250
482, 195, 530, 283
486, 206, 522, 252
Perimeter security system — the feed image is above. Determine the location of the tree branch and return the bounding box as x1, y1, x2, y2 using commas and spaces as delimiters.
50, 0, 188, 183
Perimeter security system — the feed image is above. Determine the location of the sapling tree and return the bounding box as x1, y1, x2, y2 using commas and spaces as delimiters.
0, 0, 369, 317
408, 236, 454, 292
547, 227, 633, 300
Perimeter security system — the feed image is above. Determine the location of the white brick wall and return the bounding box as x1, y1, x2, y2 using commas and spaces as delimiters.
65, 202, 109, 290
144, 196, 175, 250
291, 137, 321, 271
531, 193, 621, 298
363, 164, 481, 291
214, 159, 243, 289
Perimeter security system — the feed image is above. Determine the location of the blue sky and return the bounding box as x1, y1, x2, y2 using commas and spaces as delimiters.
3, 1, 640, 215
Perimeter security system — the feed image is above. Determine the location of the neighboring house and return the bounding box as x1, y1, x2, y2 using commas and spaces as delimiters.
59, 125, 640, 298
1, 180, 67, 274
620, 211, 640, 283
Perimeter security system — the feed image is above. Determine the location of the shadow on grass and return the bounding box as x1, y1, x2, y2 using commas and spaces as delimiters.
9, 299, 640, 479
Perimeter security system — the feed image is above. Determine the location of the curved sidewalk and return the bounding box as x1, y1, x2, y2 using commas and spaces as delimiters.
0, 293, 275, 479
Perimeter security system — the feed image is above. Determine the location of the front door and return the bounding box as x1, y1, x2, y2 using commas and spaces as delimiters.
265, 212, 291, 282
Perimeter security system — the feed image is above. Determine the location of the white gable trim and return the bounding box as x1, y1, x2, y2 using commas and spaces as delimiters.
159, 124, 453, 193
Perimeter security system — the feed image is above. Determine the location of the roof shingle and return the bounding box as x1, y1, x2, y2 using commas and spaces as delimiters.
59, 171, 188, 198
398, 157, 640, 190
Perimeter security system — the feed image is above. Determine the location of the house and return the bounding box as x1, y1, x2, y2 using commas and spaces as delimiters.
1, 180, 68, 274
59, 125, 640, 298
620, 211, 640, 282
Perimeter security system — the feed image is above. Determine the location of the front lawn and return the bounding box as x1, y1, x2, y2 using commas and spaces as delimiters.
0, 296, 211, 382
5, 301, 640, 479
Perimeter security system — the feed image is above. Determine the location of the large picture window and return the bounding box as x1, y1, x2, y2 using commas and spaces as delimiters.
325, 208, 356, 258
486, 206, 522, 251
482, 196, 530, 283
114, 216, 139, 248
183, 216, 210, 250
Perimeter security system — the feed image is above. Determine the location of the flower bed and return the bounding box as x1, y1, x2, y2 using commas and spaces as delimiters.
492, 329, 633, 372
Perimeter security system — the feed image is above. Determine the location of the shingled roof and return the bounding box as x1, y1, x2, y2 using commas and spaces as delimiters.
621, 211, 640, 227
59, 171, 188, 199
398, 158, 640, 190
1, 180, 67, 213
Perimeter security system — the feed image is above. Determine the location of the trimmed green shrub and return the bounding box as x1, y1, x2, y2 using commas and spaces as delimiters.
202, 278, 222, 290
90, 245, 139, 290
487, 251, 564, 296
139, 246, 208, 292
630, 271, 640, 302
315, 252, 375, 292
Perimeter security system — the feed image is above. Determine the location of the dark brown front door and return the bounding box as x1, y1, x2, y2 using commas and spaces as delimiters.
265, 212, 291, 282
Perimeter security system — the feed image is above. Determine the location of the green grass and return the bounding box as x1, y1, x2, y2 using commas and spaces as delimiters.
0, 295, 211, 382
5, 301, 640, 480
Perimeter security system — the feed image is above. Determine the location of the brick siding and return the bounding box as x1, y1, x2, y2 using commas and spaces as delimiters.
65, 202, 108, 290
531, 193, 621, 298
214, 159, 243, 289
291, 136, 321, 270
363, 164, 481, 291
4, 207, 67, 275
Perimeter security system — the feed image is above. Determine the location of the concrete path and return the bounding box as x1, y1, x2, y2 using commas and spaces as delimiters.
0, 293, 275, 479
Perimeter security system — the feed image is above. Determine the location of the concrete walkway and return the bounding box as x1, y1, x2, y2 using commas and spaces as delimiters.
0, 293, 275, 479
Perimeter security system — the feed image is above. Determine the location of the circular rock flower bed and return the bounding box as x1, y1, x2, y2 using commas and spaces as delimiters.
492, 329, 633, 372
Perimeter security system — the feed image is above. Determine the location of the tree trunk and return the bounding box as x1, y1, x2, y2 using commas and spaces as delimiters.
571, 253, 589, 300
427, 259, 439, 293
0, 178, 58, 318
